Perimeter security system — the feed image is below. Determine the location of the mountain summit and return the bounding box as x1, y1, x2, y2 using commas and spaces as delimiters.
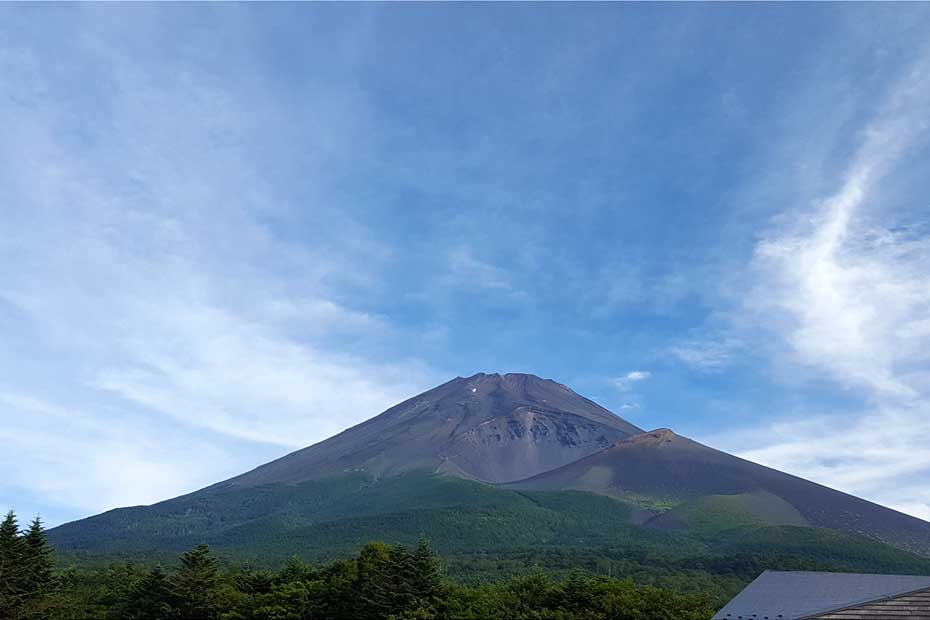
227, 372, 643, 486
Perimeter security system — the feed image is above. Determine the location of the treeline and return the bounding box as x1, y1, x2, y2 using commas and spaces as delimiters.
1, 510, 716, 620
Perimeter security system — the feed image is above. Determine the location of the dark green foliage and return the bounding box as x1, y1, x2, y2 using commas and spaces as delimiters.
171, 543, 220, 620
411, 538, 446, 615
359, 543, 419, 618
118, 566, 174, 620
232, 565, 275, 595
0, 510, 25, 617
444, 570, 715, 620
276, 556, 315, 585
22, 516, 54, 596
105, 546, 223, 620
0, 511, 60, 619
221, 540, 713, 620
47, 472, 638, 556
48, 474, 930, 608
33, 535, 716, 619
27, 485, 930, 620
46, 470, 930, 591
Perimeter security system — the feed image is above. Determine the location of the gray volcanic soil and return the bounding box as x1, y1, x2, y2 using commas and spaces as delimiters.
504, 429, 930, 555
224, 373, 644, 487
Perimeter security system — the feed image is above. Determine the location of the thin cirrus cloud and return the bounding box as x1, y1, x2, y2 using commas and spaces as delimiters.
92, 301, 435, 448
711, 49, 930, 520
0, 5, 441, 524
666, 336, 742, 372
445, 246, 514, 292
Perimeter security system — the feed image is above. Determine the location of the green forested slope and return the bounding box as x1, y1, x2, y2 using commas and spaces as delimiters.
49, 471, 930, 606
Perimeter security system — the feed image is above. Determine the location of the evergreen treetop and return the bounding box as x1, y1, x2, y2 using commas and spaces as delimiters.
411, 537, 445, 613
21, 516, 54, 596
121, 566, 175, 620
0, 510, 24, 616
170, 543, 219, 620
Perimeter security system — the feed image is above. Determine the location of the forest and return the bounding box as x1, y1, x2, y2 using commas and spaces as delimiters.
1, 509, 716, 620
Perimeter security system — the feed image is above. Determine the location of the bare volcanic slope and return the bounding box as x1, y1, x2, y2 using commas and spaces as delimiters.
225, 372, 643, 487
504, 429, 930, 556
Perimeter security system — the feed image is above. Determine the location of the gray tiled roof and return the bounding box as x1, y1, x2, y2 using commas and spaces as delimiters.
713, 570, 930, 620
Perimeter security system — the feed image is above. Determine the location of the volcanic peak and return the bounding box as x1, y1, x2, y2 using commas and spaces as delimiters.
222, 371, 643, 487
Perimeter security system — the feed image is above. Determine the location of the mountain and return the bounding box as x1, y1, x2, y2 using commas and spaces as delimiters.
47, 373, 930, 583
225, 372, 643, 486
48, 373, 644, 554
504, 428, 930, 555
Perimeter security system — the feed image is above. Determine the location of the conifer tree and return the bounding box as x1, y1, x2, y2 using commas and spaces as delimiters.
120, 566, 175, 620
170, 543, 219, 620
232, 564, 273, 595
21, 516, 54, 598
411, 537, 444, 612
0, 510, 20, 552
278, 554, 315, 584
362, 544, 418, 618
0, 510, 24, 617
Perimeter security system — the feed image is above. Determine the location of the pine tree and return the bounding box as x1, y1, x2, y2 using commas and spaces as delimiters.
170, 544, 219, 620
232, 564, 273, 595
0, 510, 24, 617
277, 555, 315, 584
120, 566, 175, 620
362, 544, 418, 619
411, 537, 444, 614
20, 516, 54, 598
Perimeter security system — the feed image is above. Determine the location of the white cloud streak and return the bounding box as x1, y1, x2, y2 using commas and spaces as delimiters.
718, 51, 930, 519
612, 370, 651, 392
93, 302, 432, 448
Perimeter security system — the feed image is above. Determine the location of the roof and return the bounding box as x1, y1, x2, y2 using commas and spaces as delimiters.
713, 570, 930, 620
814, 586, 930, 619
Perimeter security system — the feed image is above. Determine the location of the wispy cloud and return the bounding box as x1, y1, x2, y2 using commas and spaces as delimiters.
667, 335, 742, 372
0, 391, 270, 521
94, 302, 433, 447
0, 6, 440, 523
612, 370, 651, 392
446, 246, 514, 291
715, 50, 930, 519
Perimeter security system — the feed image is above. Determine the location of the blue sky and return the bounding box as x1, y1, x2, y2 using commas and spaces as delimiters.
3, 4, 930, 527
